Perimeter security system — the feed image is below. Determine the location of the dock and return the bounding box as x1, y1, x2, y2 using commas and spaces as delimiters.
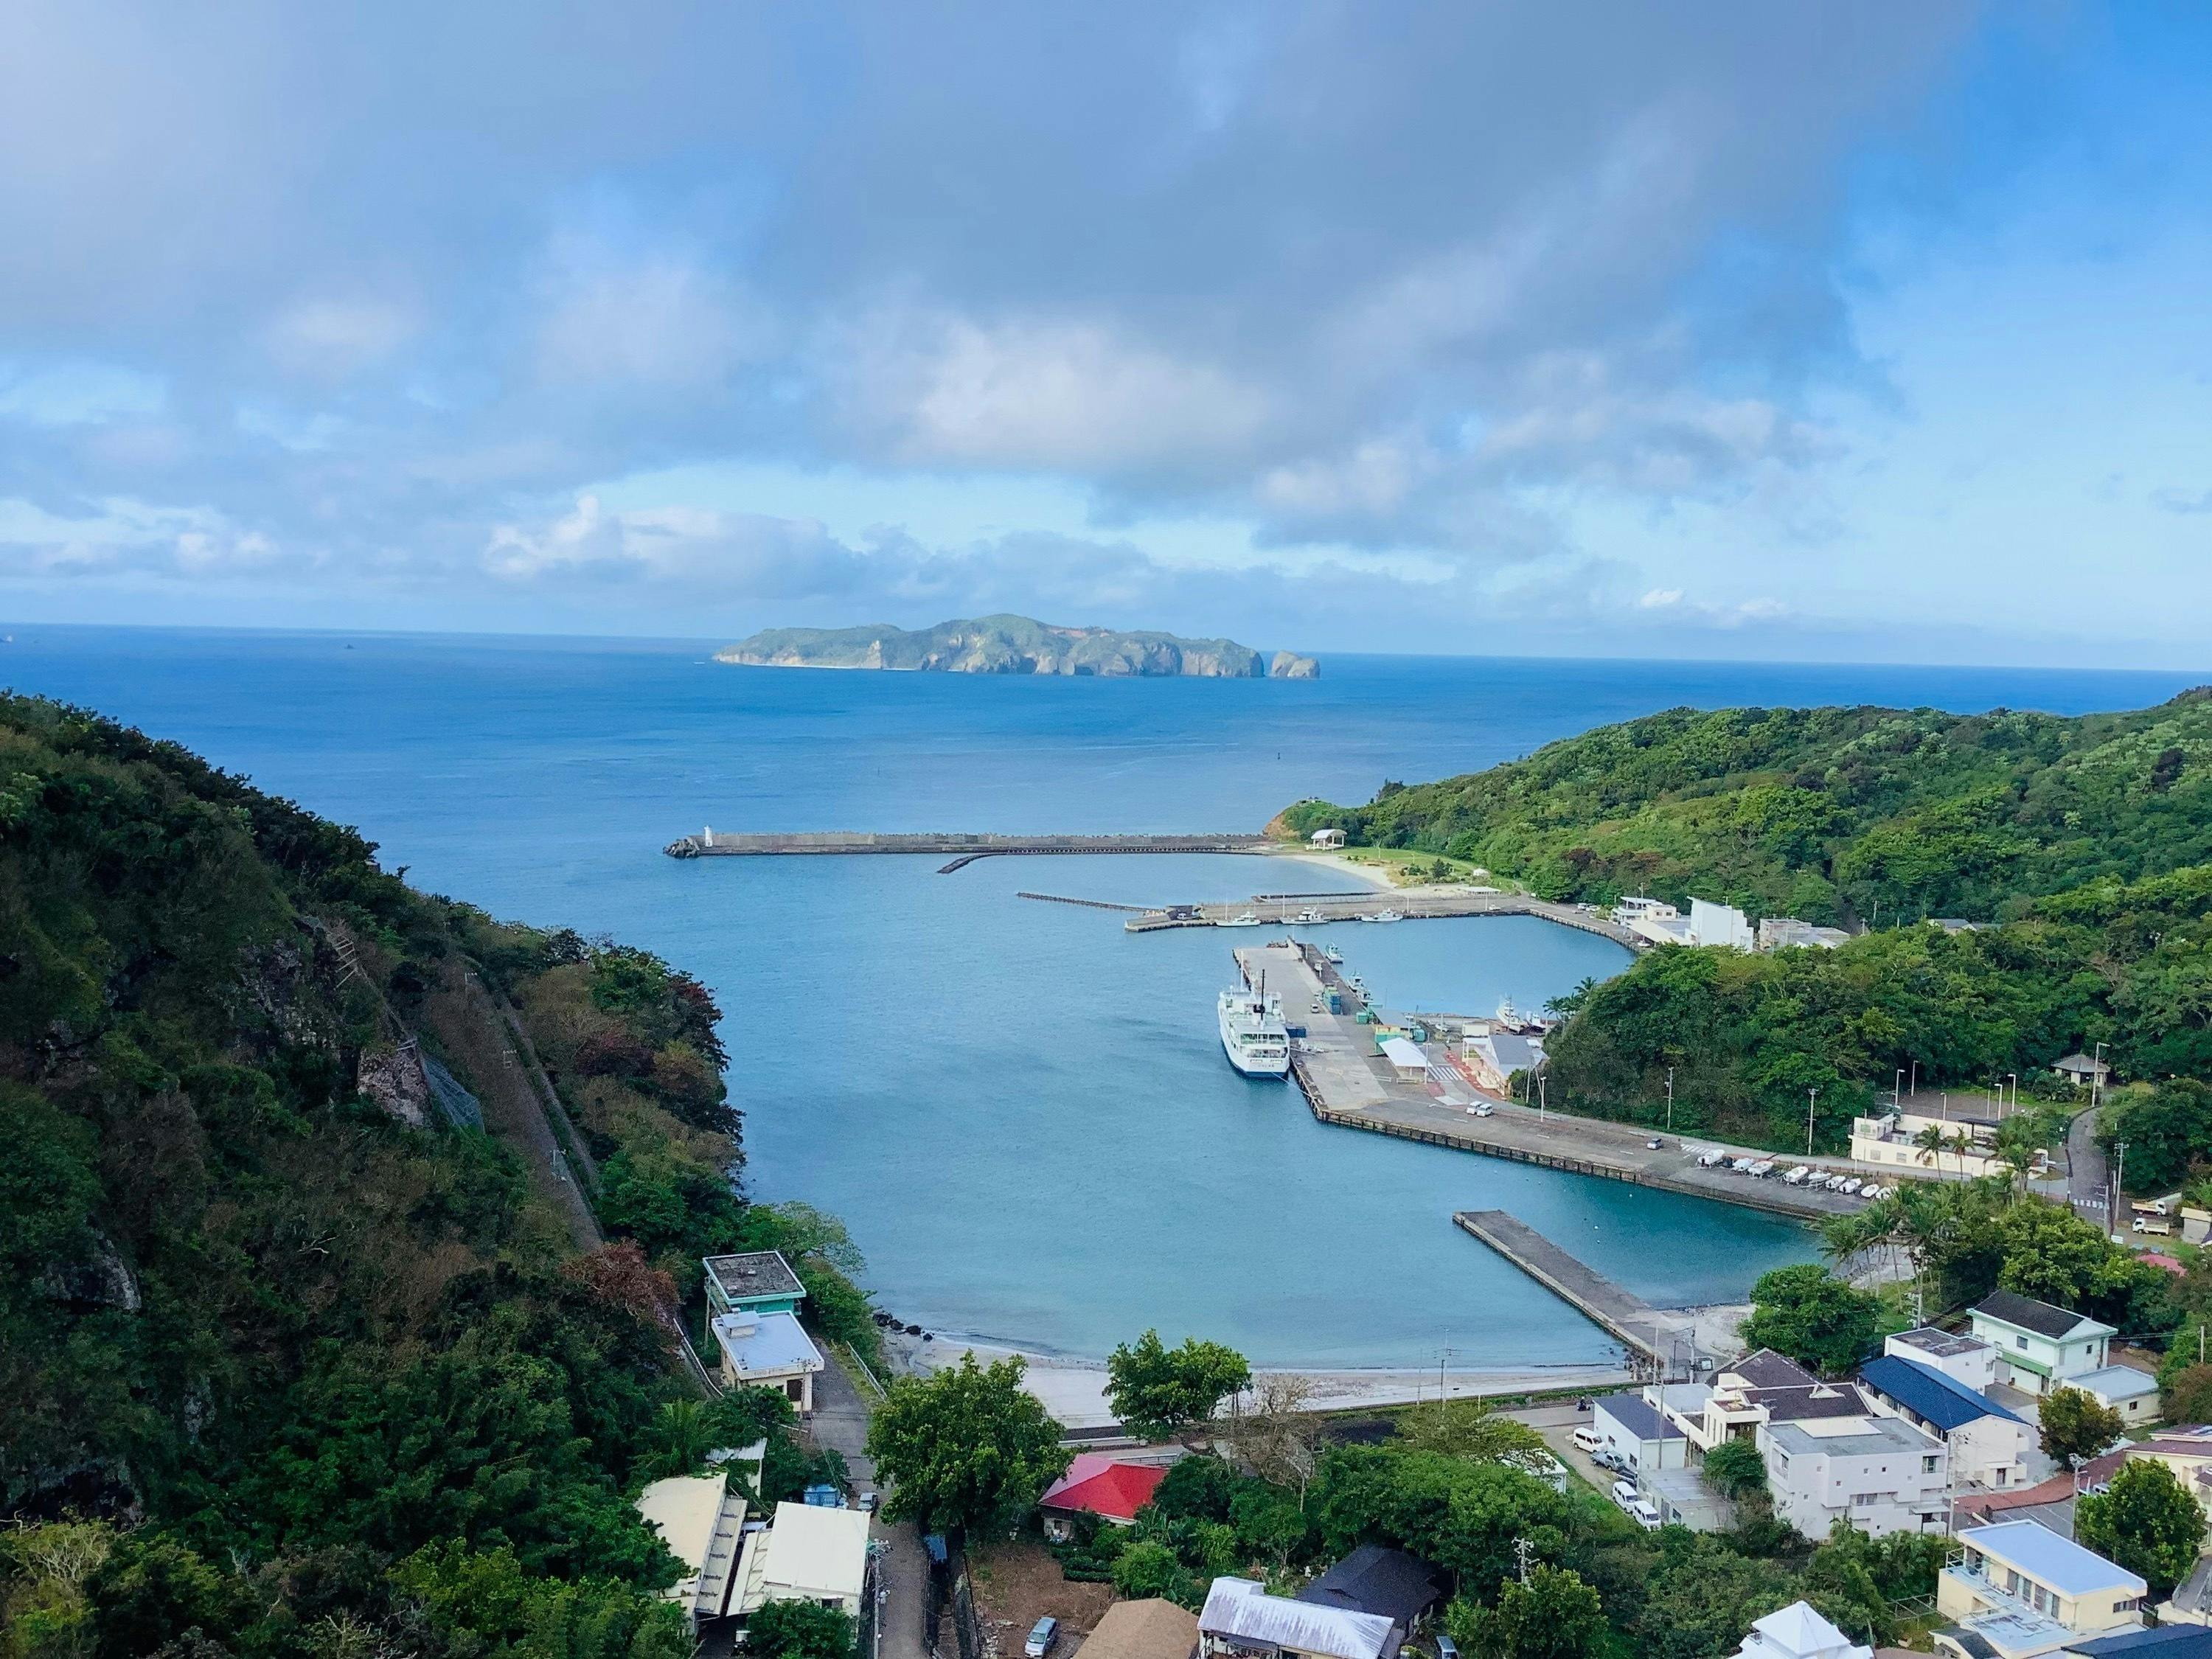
1236, 939, 1863, 1222
664, 830, 1270, 863
1133, 888, 1643, 947
1453, 1211, 1669, 1359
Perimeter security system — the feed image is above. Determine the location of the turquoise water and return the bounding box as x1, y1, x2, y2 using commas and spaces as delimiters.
9, 625, 2204, 1365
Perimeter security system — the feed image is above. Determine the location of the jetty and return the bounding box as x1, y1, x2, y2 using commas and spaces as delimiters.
1234, 939, 1860, 1222
1453, 1211, 1669, 1359
1132, 888, 1642, 947
664, 830, 1269, 864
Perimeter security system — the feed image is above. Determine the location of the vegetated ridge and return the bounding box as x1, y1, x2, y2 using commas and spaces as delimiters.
0, 694, 869, 1656
717, 613, 1319, 678
1281, 692, 2212, 1150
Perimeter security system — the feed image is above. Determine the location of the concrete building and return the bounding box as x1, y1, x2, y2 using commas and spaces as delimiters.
1077, 1601, 1204, 1659
703, 1250, 807, 1318
1760, 1413, 1950, 1539
709, 1306, 825, 1411
1309, 828, 1347, 849
1757, 917, 1851, 951
2072, 1366, 2161, 1427
1886, 1328, 2001, 1392
1200, 1577, 1398, 1659
635, 1472, 750, 1631
1461, 1031, 1543, 1093
1620, 896, 1755, 950
1666, 1349, 1871, 1453
733, 1500, 873, 1624
1850, 1094, 2018, 1180
1689, 898, 1756, 952
1646, 1465, 1734, 1531
1728, 1601, 1872, 1659
1934, 1520, 2146, 1659
1969, 1292, 2117, 1397
1593, 1392, 1688, 1476
1860, 1353, 2035, 1490
1613, 896, 1678, 926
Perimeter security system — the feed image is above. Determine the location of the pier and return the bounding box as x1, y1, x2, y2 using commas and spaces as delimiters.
1453, 1211, 1669, 1359
664, 830, 1270, 862
1236, 939, 1860, 1222
1132, 888, 1643, 947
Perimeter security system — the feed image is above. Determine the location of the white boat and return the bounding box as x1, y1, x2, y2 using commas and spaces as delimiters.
1322, 945, 1344, 964
1218, 985, 1291, 1078
1360, 910, 1403, 924
1295, 908, 1323, 924
1219, 912, 1264, 928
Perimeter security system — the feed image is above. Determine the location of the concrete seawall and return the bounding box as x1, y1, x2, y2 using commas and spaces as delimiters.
1453, 1211, 1669, 1358
666, 830, 1271, 858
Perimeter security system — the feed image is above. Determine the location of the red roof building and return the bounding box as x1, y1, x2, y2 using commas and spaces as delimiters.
1038, 1455, 1169, 1539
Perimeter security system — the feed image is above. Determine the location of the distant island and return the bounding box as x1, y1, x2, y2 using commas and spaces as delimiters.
717, 613, 1319, 678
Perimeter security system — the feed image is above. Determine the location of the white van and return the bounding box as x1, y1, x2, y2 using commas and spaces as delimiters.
1610, 1478, 1640, 1509
1571, 1426, 1604, 1454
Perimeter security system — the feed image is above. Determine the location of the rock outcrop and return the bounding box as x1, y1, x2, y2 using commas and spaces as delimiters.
717, 615, 1318, 678
1270, 652, 1320, 679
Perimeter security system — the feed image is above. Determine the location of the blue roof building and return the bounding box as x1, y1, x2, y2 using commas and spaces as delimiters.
1860, 1353, 2036, 1492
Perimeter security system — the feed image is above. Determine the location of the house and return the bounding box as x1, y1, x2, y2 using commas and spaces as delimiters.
1037, 1454, 1171, 1542
2063, 1629, 2212, 1656
704, 1250, 807, 1318
1309, 828, 1347, 850
2053, 1054, 2112, 1091
1613, 897, 1679, 926
2115, 1425, 2212, 1510
2072, 1366, 2161, 1426
1887, 1327, 2001, 1392
1200, 1577, 1398, 1659
1968, 1292, 2117, 1397
1461, 1032, 1543, 1093
709, 1306, 825, 1411
1850, 1094, 2016, 1180
1859, 1353, 2035, 1490
1666, 1349, 1872, 1453
1593, 1392, 1688, 1475
1728, 1600, 1873, 1659
1296, 1546, 1441, 1642
635, 1472, 751, 1631
732, 1500, 873, 1624
1077, 1600, 1204, 1659
1757, 917, 1851, 951
1646, 1464, 1733, 1531
1760, 1413, 1950, 1539
1934, 1520, 2146, 1659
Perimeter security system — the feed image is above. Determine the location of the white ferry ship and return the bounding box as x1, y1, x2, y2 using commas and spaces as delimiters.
1218, 984, 1291, 1078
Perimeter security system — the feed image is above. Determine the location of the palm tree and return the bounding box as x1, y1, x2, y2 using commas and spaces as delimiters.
1913, 1121, 1948, 1170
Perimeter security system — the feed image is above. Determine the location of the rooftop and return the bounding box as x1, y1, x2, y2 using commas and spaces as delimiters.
1756, 1382, 1879, 1425
1201, 1577, 1397, 1659
1767, 1415, 1935, 1461
1298, 1546, 1441, 1628
2073, 1365, 2160, 1402
1040, 1454, 1170, 1523
1594, 1393, 1685, 1442
2069, 1629, 2212, 1656
1972, 1289, 2113, 1343
709, 1310, 824, 1380
1076, 1599, 1203, 1659
1379, 1037, 1428, 1071
1736, 1599, 1865, 1659
1957, 1520, 2145, 1599
1890, 1326, 1992, 1360
703, 1249, 804, 1304
1728, 1349, 1820, 1390
1860, 1354, 2023, 1433
747, 1500, 871, 1602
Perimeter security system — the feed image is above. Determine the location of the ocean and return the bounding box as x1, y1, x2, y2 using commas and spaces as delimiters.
10, 624, 2202, 1367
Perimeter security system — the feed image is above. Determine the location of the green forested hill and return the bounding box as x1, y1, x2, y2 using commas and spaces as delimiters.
1281, 693, 2212, 924
1283, 693, 2212, 1151
0, 697, 849, 1658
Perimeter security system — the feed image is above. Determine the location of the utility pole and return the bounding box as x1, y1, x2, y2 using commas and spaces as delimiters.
2093, 1042, 2108, 1112
1894, 1068, 1905, 1109
1512, 1537, 1537, 1586
2112, 1139, 2128, 1236
1806, 1086, 1820, 1156
1665, 1066, 1675, 1132
1537, 1074, 1548, 1121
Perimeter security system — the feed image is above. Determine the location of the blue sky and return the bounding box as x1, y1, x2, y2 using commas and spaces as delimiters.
2, 3, 2209, 664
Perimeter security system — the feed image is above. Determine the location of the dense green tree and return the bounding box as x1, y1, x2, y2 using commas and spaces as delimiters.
2037, 1388, 2126, 1465
1700, 1441, 1767, 1502
2077, 1460, 2206, 1596
745, 1596, 858, 1659
389, 1540, 692, 1658
2164, 1363, 2212, 1425
1736, 1266, 1879, 1375
1310, 1445, 1576, 1600
1110, 1540, 1203, 1608
1395, 1399, 1550, 1467
1105, 1331, 1253, 1442
1450, 1565, 1607, 1659
2101, 1081, 2212, 1195
1632, 1534, 1802, 1659
865, 1354, 1070, 1537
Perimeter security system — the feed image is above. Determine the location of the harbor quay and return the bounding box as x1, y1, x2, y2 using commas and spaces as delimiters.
1132, 886, 1643, 945
1233, 939, 1865, 1223
664, 828, 1271, 859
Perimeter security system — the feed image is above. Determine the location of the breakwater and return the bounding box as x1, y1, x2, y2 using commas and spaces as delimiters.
664, 829, 1270, 861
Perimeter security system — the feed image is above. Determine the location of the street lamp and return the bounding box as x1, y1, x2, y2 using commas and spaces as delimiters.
1806, 1085, 1820, 1156
1893, 1068, 1905, 1109
2092, 1042, 2108, 1111
1665, 1066, 1675, 1132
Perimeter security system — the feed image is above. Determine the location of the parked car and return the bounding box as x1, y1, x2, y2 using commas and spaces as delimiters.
1471, 1102, 1495, 1117
1627, 1498, 1663, 1531
1026, 1619, 1059, 1659
1610, 1479, 1640, 1508
1571, 1426, 1604, 1453
1646, 1137, 1664, 1150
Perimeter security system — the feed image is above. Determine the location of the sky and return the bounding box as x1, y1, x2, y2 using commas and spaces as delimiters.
2, 3, 2210, 665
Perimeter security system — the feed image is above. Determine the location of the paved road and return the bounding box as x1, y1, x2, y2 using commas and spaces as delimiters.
2067, 1103, 2111, 1222
813, 1359, 930, 1659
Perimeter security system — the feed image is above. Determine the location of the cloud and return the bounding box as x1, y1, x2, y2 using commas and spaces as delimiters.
265, 297, 419, 378
2153, 486, 2212, 515
534, 248, 766, 389
0, 362, 164, 426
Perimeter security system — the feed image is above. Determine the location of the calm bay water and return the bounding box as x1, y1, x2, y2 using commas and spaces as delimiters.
10, 625, 2203, 1366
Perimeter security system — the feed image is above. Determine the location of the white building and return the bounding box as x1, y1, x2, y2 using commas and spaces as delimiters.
1886, 1327, 2000, 1392
1967, 1292, 2116, 1397
636, 1473, 751, 1631
1613, 896, 1679, 926
1461, 1031, 1543, 1093
1688, 898, 1755, 952
1593, 1392, 1689, 1475
1850, 1094, 2019, 1181
1858, 1353, 2036, 1492
733, 1500, 873, 1623
1756, 917, 1851, 951
1728, 1601, 1871, 1659
2071, 1366, 2161, 1427
1309, 827, 1347, 849
709, 1308, 826, 1412
1199, 1578, 1396, 1659
1760, 1413, 1950, 1539
1934, 1521, 2146, 1659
